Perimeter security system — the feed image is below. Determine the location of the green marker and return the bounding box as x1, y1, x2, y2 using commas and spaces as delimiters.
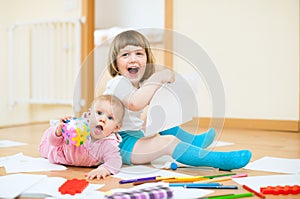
204, 192, 254, 199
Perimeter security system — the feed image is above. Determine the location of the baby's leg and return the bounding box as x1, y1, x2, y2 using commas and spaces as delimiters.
159, 126, 216, 148
38, 127, 60, 158
130, 134, 180, 164
38, 129, 52, 158
172, 142, 252, 171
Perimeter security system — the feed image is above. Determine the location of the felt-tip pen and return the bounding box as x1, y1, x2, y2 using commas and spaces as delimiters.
169, 182, 221, 187
185, 185, 238, 189
119, 176, 158, 184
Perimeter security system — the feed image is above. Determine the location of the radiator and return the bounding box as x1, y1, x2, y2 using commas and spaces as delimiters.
8, 18, 84, 112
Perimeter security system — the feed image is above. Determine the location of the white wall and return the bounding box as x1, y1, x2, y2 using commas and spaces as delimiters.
95, 0, 164, 29
173, 0, 299, 120
1, 0, 298, 126
0, 0, 81, 126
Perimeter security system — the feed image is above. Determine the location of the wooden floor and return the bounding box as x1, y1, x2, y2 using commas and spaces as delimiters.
0, 122, 299, 199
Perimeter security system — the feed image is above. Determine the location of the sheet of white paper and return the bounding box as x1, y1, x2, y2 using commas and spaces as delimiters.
22, 176, 104, 198
144, 74, 197, 137
151, 155, 217, 172
233, 174, 300, 192
0, 173, 47, 199
0, 140, 27, 148
244, 156, 300, 174
113, 165, 190, 180
171, 186, 214, 199
0, 153, 67, 173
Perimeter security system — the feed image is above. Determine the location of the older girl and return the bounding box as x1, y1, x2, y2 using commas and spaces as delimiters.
103, 30, 251, 170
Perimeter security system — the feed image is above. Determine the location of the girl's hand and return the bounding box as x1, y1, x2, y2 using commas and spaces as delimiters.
150, 69, 175, 84
85, 167, 110, 180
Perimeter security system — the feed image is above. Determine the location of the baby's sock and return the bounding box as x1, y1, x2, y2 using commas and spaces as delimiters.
172, 142, 252, 171
160, 126, 216, 148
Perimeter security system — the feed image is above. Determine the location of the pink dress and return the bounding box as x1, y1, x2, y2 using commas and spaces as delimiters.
39, 126, 122, 174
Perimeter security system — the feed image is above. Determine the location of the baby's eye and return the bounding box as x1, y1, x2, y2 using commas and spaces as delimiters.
97, 111, 102, 115
107, 116, 113, 120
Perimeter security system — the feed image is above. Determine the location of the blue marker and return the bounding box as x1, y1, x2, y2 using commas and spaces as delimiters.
186, 185, 238, 189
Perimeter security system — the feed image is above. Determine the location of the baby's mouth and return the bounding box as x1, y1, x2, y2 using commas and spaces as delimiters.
128, 67, 139, 74
94, 125, 103, 135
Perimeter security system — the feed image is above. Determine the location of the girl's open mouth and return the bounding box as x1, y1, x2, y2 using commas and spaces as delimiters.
128, 67, 139, 74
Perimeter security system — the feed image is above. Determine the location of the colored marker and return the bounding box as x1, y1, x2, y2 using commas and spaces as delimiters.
242, 184, 265, 199
119, 176, 158, 184
169, 182, 221, 187
204, 173, 237, 179
185, 185, 238, 189
199, 173, 248, 183
163, 178, 210, 183
200, 192, 254, 199
156, 176, 175, 180
133, 179, 162, 185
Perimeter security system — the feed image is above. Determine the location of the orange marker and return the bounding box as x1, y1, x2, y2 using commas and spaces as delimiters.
242, 184, 266, 199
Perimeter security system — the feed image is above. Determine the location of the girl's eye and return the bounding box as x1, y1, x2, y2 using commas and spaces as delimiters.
97, 111, 102, 115
136, 52, 144, 56
107, 116, 113, 120
121, 53, 129, 57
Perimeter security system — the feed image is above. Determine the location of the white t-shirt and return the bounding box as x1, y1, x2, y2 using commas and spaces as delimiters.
104, 76, 144, 131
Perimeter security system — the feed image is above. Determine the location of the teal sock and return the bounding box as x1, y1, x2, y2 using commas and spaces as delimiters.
172, 142, 252, 171
160, 126, 216, 148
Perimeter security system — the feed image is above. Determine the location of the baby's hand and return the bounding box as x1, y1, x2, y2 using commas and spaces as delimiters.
60, 115, 73, 123
85, 167, 110, 180
55, 116, 73, 137
81, 108, 91, 118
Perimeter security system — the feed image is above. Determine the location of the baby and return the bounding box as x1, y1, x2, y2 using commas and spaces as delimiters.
39, 95, 124, 180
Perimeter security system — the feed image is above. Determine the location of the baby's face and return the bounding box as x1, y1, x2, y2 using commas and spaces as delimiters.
89, 100, 120, 141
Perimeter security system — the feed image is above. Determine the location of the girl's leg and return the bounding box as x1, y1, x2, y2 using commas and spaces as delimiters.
172, 142, 252, 171
130, 134, 180, 164
130, 135, 251, 171
159, 126, 216, 148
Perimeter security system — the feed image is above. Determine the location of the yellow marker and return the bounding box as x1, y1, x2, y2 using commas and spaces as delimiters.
196, 176, 232, 183
163, 177, 209, 183
175, 176, 207, 180
156, 176, 175, 180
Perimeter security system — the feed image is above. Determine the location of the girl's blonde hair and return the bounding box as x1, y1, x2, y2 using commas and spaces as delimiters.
107, 30, 155, 82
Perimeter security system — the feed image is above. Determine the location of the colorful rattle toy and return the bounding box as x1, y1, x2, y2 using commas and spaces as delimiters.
61, 118, 90, 146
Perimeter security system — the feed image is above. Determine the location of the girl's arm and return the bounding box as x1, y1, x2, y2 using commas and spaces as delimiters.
124, 69, 175, 111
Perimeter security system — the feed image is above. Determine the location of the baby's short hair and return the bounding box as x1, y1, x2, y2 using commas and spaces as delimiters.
92, 95, 125, 125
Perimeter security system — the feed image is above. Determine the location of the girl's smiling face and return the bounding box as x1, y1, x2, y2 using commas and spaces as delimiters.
116, 45, 147, 87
